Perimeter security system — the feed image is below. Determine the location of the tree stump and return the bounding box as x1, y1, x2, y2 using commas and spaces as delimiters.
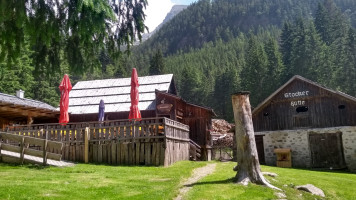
232, 92, 280, 190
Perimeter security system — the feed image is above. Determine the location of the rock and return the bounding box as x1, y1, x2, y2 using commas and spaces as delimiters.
295, 184, 325, 197
275, 192, 287, 198
233, 165, 238, 171
262, 172, 278, 177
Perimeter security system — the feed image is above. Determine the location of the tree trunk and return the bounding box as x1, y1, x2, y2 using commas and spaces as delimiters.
232, 92, 280, 190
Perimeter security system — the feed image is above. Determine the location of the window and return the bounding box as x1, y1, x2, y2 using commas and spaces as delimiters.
296, 106, 308, 113
338, 105, 345, 109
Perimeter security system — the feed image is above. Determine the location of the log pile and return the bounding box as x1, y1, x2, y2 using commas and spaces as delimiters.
211, 119, 235, 147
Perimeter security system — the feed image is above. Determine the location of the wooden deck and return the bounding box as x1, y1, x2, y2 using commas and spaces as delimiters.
1, 150, 75, 167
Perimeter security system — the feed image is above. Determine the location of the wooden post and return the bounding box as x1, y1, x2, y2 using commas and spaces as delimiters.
0, 140, 2, 162
84, 127, 90, 163
19, 136, 25, 164
43, 128, 48, 165
232, 92, 280, 190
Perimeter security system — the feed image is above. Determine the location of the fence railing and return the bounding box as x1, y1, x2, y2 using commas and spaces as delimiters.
0, 132, 63, 165
2, 118, 190, 166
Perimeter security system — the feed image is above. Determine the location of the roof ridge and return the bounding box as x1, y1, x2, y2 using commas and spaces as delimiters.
74, 73, 174, 84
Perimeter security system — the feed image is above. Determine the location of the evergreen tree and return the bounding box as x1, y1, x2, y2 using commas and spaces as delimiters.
214, 67, 240, 121
179, 67, 202, 103
241, 34, 268, 106
333, 28, 356, 96
264, 36, 285, 92
149, 50, 165, 75
280, 21, 293, 80
0, 0, 148, 74
0, 43, 34, 97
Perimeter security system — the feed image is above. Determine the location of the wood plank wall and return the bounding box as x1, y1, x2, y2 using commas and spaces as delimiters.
3, 118, 190, 166
253, 80, 356, 131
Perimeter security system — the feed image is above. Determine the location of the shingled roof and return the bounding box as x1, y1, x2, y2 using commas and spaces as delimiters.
68, 74, 176, 114
0, 92, 58, 119
0, 92, 57, 111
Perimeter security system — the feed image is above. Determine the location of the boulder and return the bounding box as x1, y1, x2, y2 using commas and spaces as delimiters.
262, 172, 278, 177
275, 192, 287, 199
295, 184, 325, 197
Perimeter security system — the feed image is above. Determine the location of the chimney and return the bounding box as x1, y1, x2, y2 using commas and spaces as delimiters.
16, 90, 24, 98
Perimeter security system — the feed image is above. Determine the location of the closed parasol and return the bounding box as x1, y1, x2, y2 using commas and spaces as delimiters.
98, 99, 105, 122
128, 68, 141, 120
59, 74, 72, 124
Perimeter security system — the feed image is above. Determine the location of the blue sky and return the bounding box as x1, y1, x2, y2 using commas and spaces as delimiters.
172, 0, 197, 5
145, 0, 197, 31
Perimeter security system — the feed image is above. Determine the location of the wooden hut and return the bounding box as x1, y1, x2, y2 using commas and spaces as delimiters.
155, 90, 216, 160
252, 75, 356, 171
0, 91, 59, 130
68, 74, 215, 160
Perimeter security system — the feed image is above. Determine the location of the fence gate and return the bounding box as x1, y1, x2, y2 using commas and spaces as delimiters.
309, 132, 346, 169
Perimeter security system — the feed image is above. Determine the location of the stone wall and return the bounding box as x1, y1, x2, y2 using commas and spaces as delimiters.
257, 126, 356, 171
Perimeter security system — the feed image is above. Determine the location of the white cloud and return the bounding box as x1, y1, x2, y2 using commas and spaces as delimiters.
144, 0, 174, 32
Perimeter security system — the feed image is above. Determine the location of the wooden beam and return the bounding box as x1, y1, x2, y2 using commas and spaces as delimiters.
0, 106, 57, 118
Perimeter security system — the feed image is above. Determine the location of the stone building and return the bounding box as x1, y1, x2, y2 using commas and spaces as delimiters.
252, 75, 356, 171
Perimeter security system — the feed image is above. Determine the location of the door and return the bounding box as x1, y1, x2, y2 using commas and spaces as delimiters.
309, 132, 346, 169
255, 135, 265, 164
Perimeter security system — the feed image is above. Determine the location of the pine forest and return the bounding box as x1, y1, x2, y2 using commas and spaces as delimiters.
1, 0, 356, 122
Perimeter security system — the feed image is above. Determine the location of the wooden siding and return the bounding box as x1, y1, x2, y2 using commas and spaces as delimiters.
253, 78, 356, 131
156, 92, 213, 147
3, 118, 190, 166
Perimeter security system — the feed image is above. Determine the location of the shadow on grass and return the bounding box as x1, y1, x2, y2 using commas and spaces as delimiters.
263, 165, 356, 175
0, 162, 49, 170
184, 177, 236, 187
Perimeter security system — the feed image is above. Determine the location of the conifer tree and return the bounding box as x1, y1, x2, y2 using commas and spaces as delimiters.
241, 34, 268, 106
149, 50, 165, 75
264, 37, 285, 93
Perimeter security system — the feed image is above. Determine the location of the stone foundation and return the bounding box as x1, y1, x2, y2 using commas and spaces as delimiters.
257, 126, 356, 171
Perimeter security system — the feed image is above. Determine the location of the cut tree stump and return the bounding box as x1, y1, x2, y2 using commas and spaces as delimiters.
232, 92, 280, 190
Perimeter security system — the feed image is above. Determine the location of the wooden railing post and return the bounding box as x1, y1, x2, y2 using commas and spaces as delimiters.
43, 126, 48, 165
84, 127, 90, 163
19, 136, 25, 164
0, 139, 2, 162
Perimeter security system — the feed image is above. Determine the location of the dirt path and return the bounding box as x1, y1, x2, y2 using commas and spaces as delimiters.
174, 163, 217, 200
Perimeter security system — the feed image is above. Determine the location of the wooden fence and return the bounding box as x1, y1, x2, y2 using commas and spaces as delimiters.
0, 132, 63, 165
3, 118, 190, 166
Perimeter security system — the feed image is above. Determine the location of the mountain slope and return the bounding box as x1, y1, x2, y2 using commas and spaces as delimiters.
136, 0, 356, 55
141, 5, 188, 42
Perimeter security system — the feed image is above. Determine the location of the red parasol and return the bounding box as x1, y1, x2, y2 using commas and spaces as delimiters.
59, 74, 72, 124
128, 68, 141, 120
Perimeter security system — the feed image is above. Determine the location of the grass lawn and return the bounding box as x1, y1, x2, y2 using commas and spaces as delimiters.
0, 161, 206, 200
186, 162, 356, 200
0, 161, 355, 200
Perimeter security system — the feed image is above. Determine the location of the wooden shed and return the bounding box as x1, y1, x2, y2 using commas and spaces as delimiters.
252, 75, 356, 171
0, 91, 59, 130
68, 74, 215, 160
155, 90, 216, 160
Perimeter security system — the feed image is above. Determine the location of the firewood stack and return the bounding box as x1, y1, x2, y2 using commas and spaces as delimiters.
211, 119, 235, 147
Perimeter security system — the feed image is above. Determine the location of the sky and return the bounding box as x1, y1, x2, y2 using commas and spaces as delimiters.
144, 0, 197, 32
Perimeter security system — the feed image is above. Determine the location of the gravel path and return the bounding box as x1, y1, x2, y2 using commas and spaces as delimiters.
174, 163, 217, 200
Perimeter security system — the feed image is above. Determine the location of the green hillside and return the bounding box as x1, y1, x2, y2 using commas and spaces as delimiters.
1, 0, 356, 122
